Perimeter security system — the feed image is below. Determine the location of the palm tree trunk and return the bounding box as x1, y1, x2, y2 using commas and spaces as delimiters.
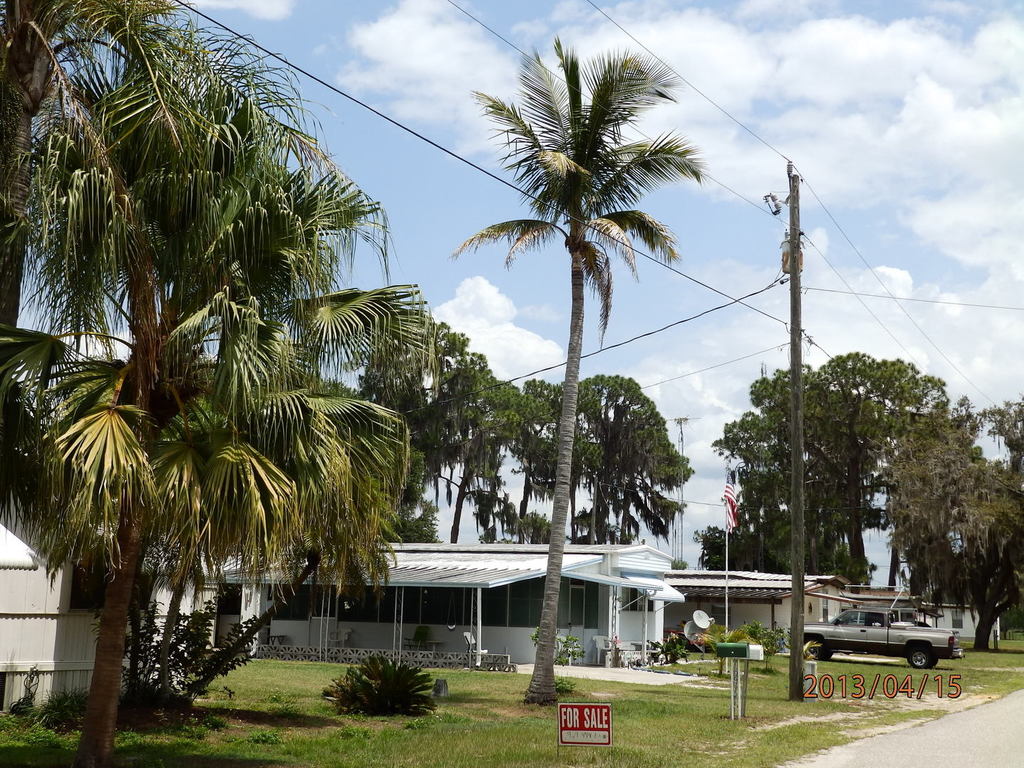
158, 576, 188, 701
449, 470, 472, 543
518, 470, 532, 544
188, 555, 320, 696
0, 102, 30, 325
72, 508, 143, 768
525, 254, 585, 705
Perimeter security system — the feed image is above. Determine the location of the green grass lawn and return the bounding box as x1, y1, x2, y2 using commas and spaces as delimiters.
3, 642, 1023, 768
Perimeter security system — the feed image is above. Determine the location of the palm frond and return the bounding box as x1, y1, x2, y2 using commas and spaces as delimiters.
598, 136, 704, 209
455, 219, 564, 263
595, 209, 678, 265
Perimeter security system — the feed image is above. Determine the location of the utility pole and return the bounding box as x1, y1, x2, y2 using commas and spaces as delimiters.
672, 417, 689, 566
786, 161, 806, 702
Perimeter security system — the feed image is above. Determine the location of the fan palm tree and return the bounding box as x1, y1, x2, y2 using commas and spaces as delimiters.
0, 27, 428, 768
456, 39, 703, 704
0, 0, 210, 326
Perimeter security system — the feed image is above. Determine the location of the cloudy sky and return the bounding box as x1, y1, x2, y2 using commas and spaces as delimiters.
192, 0, 1023, 581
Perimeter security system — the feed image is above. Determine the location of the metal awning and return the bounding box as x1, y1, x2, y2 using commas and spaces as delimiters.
385, 552, 603, 589
570, 571, 685, 602
1, 524, 39, 570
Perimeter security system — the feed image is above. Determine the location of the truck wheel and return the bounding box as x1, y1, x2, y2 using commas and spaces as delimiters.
907, 647, 934, 669
816, 645, 833, 661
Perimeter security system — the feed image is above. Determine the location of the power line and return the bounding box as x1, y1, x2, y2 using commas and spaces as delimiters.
804, 286, 1024, 312
447, 0, 782, 225
581, 0, 790, 163
801, 233, 925, 369
578, 0, 992, 399
799, 175, 996, 405
171, 0, 790, 332
640, 343, 788, 390
408, 278, 786, 414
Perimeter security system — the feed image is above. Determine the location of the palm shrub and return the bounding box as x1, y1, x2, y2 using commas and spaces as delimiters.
32, 690, 89, 731
323, 656, 435, 716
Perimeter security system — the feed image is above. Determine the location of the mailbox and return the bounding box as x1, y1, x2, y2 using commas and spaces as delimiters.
716, 642, 750, 658
747, 644, 765, 661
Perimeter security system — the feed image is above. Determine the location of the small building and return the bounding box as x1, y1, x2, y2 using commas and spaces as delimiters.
0, 523, 99, 710
662, 570, 849, 633
0, 522, 206, 711
227, 543, 685, 667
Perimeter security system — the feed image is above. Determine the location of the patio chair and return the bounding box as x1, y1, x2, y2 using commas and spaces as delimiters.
406, 625, 431, 650
463, 631, 487, 665
328, 627, 352, 648
593, 635, 611, 665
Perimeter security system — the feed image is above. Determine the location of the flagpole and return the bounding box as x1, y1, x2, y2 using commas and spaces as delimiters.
725, 519, 730, 630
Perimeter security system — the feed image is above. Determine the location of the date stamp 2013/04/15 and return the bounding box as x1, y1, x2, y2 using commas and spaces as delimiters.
804, 673, 962, 700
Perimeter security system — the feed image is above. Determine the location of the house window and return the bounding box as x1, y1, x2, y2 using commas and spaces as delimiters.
508, 578, 544, 627
584, 582, 599, 629
217, 585, 242, 615
420, 587, 465, 626
952, 609, 963, 629
482, 585, 508, 627
69, 561, 106, 610
338, 588, 380, 622
310, 585, 337, 617
270, 584, 311, 620
621, 588, 654, 612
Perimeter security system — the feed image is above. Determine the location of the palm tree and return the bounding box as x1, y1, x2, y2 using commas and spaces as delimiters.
456, 39, 703, 704
0, 26, 428, 768
0, 0, 202, 325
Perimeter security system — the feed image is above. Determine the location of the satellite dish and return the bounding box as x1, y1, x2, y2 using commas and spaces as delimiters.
683, 621, 702, 642
693, 610, 712, 629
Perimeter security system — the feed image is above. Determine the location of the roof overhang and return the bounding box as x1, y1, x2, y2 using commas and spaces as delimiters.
0, 524, 40, 571
570, 571, 685, 603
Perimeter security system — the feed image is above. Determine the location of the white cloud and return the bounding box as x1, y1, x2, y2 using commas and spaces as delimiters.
519, 304, 562, 323
342, 3, 1023, 280
434, 277, 564, 379
341, 2, 1024, 572
192, 0, 296, 20
338, 0, 517, 156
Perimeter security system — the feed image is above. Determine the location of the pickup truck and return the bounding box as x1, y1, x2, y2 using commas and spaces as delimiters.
804, 608, 965, 669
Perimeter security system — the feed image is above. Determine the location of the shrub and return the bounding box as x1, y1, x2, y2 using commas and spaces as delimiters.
659, 635, 688, 663
323, 656, 436, 716
33, 689, 88, 731
530, 629, 585, 665
554, 677, 577, 697
739, 620, 787, 670
248, 729, 282, 745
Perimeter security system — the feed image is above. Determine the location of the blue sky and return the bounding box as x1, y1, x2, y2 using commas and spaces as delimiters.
191, 0, 1023, 581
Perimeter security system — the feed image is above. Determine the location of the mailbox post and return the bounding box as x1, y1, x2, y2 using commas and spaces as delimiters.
716, 643, 763, 719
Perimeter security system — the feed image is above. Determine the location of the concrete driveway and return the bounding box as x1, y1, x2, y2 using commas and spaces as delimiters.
782, 688, 1024, 767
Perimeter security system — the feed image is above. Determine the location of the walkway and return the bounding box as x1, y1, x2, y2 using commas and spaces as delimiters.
515, 663, 721, 687
783, 688, 1024, 767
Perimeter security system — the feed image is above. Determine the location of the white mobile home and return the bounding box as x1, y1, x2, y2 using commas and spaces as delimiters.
228, 543, 685, 667
0, 523, 98, 710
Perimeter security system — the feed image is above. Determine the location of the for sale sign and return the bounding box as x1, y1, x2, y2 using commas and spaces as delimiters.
557, 703, 612, 747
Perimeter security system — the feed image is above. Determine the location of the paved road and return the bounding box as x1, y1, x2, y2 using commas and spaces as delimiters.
783, 688, 1024, 767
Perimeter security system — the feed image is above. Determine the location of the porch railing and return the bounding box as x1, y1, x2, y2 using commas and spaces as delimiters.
253, 644, 516, 672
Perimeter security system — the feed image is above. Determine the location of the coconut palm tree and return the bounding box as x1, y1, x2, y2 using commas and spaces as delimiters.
456, 39, 703, 704
0, 0, 210, 326
0, 28, 428, 767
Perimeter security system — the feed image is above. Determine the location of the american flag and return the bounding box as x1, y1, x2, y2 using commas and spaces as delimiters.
724, 482, 739, 533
